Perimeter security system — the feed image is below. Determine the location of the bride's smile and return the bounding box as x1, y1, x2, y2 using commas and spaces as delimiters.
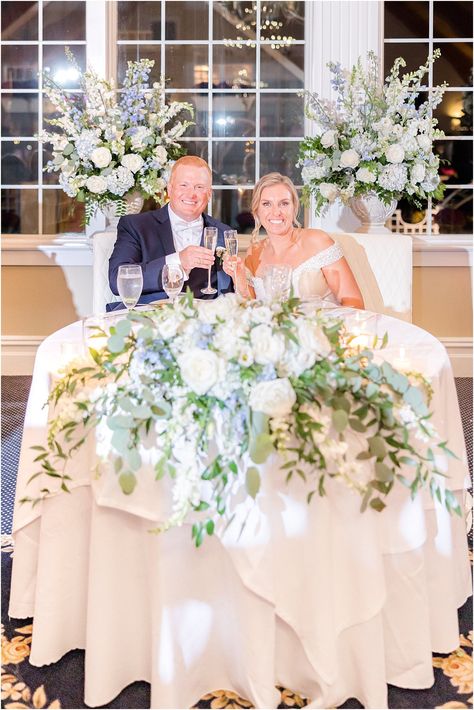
258, 183, 296, 240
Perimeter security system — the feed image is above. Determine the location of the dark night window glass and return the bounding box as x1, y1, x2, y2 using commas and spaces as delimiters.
384, 1, 429, 39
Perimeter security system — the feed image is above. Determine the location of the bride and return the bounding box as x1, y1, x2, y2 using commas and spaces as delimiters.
223, 172, 364, 309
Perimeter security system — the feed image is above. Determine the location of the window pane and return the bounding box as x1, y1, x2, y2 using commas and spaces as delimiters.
117, 45, 161, 84
213, 1, 256, 41
43, 45, 86, 89
165, 1, 208, 40
262, 1, 305, 42
435, 90, 473, 135
384, 1, 429, 39
1, 93, 38, 136
213, 140, 255, 183
433, 1, 473, 39
179, 140, 208, 163
213, 92, 255, 137
260, 140, 301, 183
213, 45, 256, 88
43, 190, 85, 234
166, 45, 209, 88
117, 1, 162, 40
1, 140, 38, 184
1, 188, 38, 233
260, 93, 304, 136
167, 92, 209, 137
433, 43, 473, 87
43, 1, 85, 40
1, 45, 38, 89
212, 188, 254, 231
260, 44, 304, 89
42, 92, 81, 133
434, 188, 473, 234
383, 42, 430, 76
435, 139, 473, 184
42, 190, 84, 233
1, 1, 38, 41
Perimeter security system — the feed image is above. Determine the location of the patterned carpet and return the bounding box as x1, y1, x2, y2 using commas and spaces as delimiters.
1, 376, 472, 709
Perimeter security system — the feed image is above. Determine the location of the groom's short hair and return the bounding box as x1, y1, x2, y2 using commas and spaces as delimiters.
169, 155, 212, 181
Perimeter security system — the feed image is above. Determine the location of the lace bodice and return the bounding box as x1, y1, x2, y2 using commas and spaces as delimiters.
250, 242, 343, 301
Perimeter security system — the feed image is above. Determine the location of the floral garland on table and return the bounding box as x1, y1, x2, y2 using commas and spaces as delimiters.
25, 294, 460, 547
39, 50, 194, 223
298, 50, 446, 214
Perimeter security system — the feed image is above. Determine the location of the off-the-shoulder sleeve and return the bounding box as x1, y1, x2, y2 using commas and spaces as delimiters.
316, 242, 344, 268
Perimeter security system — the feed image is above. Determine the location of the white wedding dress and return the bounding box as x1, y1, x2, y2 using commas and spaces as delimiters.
250, 242, 344, 303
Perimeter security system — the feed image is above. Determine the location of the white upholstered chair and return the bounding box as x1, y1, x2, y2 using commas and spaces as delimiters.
91, 229, 412, 321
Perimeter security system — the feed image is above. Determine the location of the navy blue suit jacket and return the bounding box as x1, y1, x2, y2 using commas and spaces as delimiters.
108, 204, 233, 308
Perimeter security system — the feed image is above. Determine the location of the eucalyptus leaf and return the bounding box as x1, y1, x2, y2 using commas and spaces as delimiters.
108, 334, 125, 353
249, 433, 273, 464
369, 435, 386, 459
349, 417, 367, 433
332, 409, 348, 432
107, 414, 134, 430
246, 466, 261, 499
115, 319, 132, 337
126, 448, 141, 471
375, 461, 393, 482
118, 472, 137, 495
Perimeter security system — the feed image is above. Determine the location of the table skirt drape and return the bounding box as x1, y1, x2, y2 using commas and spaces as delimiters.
9, 483, 471, 710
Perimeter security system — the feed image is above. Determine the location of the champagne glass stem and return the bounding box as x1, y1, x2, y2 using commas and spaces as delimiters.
207, 266, 211, 290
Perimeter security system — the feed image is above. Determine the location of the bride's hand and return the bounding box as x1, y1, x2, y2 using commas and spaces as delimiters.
222, 253, 244, 280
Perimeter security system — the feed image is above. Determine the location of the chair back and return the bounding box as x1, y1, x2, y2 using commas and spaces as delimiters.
92, 230, 120, 314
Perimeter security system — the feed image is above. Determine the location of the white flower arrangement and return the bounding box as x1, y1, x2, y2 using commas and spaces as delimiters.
298, 50, 447, 214
39, 49, 194, 223
26, 293, 460, 546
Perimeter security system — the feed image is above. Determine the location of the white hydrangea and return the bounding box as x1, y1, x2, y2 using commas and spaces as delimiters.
378, 163, 408, 192
106, 166, 135, 196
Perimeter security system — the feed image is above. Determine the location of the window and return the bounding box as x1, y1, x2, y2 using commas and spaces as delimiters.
1, 0, 88, 235
384, 0, 473, 236
114, 0, 305, 231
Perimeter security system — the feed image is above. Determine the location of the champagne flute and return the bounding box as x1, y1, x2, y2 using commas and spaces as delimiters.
117, 264, 143, 310
224, 229, 239, 291
200, 227, 218, 295
162, 263, 185, 302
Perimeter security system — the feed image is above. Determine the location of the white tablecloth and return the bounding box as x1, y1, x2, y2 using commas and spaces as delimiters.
8, 308, 472, 709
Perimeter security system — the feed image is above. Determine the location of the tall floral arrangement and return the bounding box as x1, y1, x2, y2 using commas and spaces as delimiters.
26, 294, 459, 547
298, 51, 446, 215
40, 50, 194, 223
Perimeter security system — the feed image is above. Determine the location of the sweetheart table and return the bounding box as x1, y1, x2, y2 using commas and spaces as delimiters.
8, 306, 472, 709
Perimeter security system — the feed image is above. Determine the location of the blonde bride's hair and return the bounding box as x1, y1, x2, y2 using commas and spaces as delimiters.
251, 172, 301, 242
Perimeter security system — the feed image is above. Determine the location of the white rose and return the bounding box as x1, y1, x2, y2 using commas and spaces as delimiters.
417, 134, 431, 152
356, 167, 377, 184
198, 293, 239, 324
121, 153, 144, 173
85, 175, 108, 194
249, 378, 296, 418
340, 149, 360, 169
153, 146, 168, 165
297, 320, 332, 358
321, 130, 337, 148
278, 344, 316, 378
385, 144, 405, 164
249, 305, 273, 324
410, 163, 426, 184
90, 147, 112, 168
178, 348, 220, 395
319, 182, 339, 202
250, 324, 286, 365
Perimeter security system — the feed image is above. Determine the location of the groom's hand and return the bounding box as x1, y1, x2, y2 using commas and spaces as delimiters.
179, 245, 214, 274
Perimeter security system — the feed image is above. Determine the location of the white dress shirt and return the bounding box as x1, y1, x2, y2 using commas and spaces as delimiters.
166, 205, 204, 280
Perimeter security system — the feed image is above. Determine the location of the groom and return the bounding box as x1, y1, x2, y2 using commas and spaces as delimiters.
108, 156, 233, 309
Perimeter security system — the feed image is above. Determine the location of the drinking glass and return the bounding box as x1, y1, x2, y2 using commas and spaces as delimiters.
162, 263, 185, 301
117, 264, 143, 310
263, 264, 292, 302
201, 227, 218, 295
224, 229, 238, 270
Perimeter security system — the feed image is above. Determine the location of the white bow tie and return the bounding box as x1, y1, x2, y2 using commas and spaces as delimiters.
174, 217, 203, 235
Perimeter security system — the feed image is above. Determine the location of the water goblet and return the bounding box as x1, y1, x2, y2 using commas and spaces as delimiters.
117, 264, 143, 310
201, 227, 218, 295
162, 263, 185, 302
